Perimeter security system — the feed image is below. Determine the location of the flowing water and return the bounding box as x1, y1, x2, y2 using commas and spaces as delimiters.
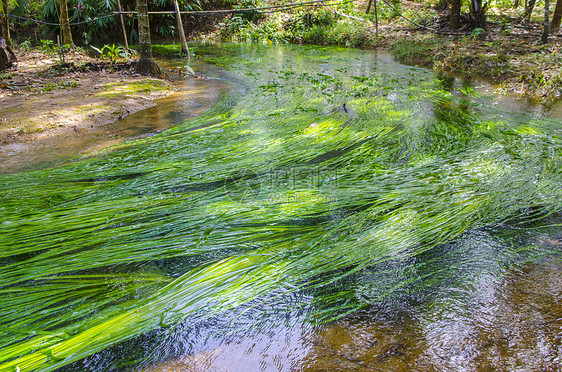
0, 44, 561, 372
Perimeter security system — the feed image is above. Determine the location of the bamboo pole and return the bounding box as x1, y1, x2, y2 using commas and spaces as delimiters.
116, 0, 129, 49
374, 0, 379, 43
173, 0, 190, 58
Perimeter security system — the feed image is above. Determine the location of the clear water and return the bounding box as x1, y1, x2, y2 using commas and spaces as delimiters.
111, 220, 562, 372
1, 44, 561, 372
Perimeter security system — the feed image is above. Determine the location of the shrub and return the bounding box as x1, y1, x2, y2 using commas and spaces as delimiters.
216, 16, 251, 41
301, 25, 329, 44
326, 20, 371, 48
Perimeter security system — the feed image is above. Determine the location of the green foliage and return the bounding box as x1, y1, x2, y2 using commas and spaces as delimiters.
216, 11, 288, 43
101, 43, 123, 63
283, 9, 335, 44
371, 0, 401, 21
156, 14, 177, 38
158, 24, 177, 38
56, 43, 71, 65
33, 80, 79, 94
234, 0, 265, 22
471, 27, 486, 40
22, 0, 131, 44
216, 16, 251, 41
39, 39, 55, 54
243, 14, 288, 43
37, 39, 71, 66
287, 9, 335, 30
91, 43, 130, 63
325, 19, 371, 47
390, 37, 442, 65
301, 25, 329, 44
216, 9, 371, 48
19, 39, 32, 50
0, 72, 15, 80
150, 43, 184, 55
0, 45, 561, 371
498, 17, 512, 35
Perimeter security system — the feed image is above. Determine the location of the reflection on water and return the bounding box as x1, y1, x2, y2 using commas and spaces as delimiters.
139, 257, 561, 372
0, 61, 231, 173
134, 219, 562, 372
307, 260, 561, 372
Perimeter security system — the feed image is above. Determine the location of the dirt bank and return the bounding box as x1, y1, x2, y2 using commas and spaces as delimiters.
0, 48, 175, 147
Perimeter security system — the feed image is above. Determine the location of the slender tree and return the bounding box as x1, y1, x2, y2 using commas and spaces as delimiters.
541, 0, 550, 43
523, 0, 536, 20
450, 0, 461, 29
0, 0, 10, 46
435, 0, 450, 11
470, 0, 486, 27
135, 0, 160, 75
551, 0, 562, 31
59, 0, 74, 46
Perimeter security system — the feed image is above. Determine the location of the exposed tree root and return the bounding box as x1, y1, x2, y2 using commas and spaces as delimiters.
135, 57, 166, 77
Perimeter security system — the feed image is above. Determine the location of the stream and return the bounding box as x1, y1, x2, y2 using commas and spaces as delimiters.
0, 44, 561, 372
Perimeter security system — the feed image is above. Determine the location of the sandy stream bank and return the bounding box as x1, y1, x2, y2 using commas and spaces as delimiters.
0, 49, 175, 172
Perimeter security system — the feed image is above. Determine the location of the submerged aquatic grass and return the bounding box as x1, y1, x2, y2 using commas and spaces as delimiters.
0, 44, 561, 371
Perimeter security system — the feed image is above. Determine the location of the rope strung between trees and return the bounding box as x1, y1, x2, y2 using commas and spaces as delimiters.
258, 0, 355, 14
0, 0, 353, 26
374, 0, 562, 36
113, 0, 354, 15
0, 13, 117, 26
3, 0, 557, 37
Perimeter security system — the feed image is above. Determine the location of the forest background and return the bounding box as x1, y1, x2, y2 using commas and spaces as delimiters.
1, 0, 561, 102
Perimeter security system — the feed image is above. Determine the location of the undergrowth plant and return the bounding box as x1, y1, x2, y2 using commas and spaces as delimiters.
91, 44, 128, 64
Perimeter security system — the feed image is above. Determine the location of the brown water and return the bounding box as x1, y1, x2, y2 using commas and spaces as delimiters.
305, 261, 561, 371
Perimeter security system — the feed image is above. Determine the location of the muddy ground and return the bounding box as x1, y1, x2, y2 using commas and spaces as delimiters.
0, 49, 174, 147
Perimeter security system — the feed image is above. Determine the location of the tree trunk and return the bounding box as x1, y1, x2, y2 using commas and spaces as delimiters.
514, 0, 520, 8
173, 0, 189, 58
436, 0, 450, 11
541, 0, 550, 43
471, 0, 486, 27
0, 0, 10, 46
523, 0, 536, 20
135, 0, 160, 75
366, 0, 374, 14
0, 36, 16, 71
374, 0, 379, 42
551, 0, 562, 31
59, 0, 73, 46
450, 0, 461, 29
